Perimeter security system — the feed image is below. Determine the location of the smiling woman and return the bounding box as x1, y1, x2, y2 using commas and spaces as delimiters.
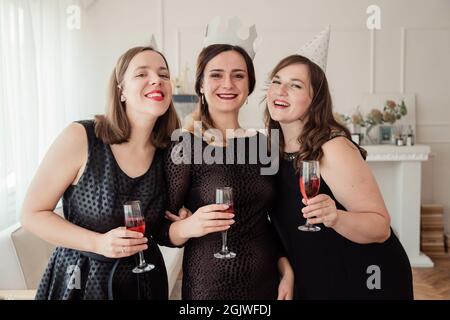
161, 40, 294, 300
20, 45, 180, 300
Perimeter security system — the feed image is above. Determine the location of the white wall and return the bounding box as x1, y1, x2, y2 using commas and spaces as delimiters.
80, 0, 450, 231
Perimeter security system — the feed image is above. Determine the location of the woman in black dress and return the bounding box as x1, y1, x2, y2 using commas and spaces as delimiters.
162, 44, 294, 300
21, 46, 179, 299
264, 52, 414, 299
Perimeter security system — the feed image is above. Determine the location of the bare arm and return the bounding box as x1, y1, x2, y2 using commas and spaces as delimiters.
277, 256, 294, 300
303, 137, 391, 244
21, 123, 147, 257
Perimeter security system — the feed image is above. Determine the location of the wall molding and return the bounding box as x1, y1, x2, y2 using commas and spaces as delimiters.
369, 29, 375, 94
400, 27, 406, 93
419, 140, 450, 144
158, 0, 165, 52
417, 122, 450, 127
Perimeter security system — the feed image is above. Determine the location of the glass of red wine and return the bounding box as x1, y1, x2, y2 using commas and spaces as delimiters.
123, 200, 155, 273
298, 161, 321, 232
214, 187, 236, 259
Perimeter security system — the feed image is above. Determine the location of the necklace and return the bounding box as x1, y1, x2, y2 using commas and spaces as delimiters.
282, 152, 298, 161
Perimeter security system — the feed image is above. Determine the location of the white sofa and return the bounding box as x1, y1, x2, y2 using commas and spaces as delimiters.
0, 222, 183, 299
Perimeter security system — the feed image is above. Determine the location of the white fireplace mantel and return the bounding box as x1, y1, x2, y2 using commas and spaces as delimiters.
364, 144, 432, 267
365, 144, 430, 162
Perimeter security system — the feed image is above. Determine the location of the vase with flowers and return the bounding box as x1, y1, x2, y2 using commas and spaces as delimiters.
336, 99, 408, 145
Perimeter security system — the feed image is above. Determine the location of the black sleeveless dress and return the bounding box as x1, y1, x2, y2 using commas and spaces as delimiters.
162, 132, 282, 300
270, 136, 414, 300
35, 120, 168, 300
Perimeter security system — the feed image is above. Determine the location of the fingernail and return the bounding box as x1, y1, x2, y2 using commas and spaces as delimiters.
223, 204, 229, 208
229, 214, 235, 218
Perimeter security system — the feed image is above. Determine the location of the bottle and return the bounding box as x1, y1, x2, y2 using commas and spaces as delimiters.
406, 125, 414, 146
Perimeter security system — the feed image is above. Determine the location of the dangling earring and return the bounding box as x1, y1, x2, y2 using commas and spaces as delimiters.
201, 94, 205, 105
246, 99, 249, 105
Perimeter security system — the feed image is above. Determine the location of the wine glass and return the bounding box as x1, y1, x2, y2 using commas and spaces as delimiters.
214, 187, 236, 259
298, 161, 321, 232
123, 200, 155, 273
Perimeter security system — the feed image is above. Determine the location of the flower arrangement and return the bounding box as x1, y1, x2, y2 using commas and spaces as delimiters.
335, 100, 408, 144
336, 99, 407, 129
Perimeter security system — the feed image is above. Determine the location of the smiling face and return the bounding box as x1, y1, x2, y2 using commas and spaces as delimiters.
120, 50, 172, 118
200, 50, 249, 114
267, 63, 313, 124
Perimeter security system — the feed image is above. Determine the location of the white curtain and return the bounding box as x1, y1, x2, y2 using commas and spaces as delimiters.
0, 0, 87, 230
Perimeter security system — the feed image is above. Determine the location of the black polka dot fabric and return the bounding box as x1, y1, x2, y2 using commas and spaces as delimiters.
35, 120, 168, 300
163, 132, 282, 300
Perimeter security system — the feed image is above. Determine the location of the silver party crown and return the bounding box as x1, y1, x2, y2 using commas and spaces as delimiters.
203, 16, 258, 59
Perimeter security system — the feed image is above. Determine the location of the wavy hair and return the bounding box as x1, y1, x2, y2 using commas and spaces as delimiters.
264, 55, 366, 168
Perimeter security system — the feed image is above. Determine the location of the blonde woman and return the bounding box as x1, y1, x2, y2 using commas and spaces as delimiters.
21, 46, 179, 299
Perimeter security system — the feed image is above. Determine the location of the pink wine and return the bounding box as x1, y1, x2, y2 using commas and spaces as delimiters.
299, 176, 320, 201
126, 217, 145, 234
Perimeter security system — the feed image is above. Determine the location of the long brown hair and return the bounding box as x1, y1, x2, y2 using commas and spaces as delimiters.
264, 55, 366, 167
94, 46, 180, 148
185, 44, 256, 135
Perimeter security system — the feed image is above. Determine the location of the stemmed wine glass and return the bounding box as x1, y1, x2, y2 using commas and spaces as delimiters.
123, 200, 155, 273
298, 161, 321, 232
214, 187, 236, 259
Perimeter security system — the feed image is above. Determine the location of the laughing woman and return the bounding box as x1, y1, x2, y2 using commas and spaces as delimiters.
21, 46, 179, 299
265, 28, 414, 300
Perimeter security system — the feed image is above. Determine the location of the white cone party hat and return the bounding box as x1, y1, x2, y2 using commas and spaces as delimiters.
297, 26, 330, 72
149, 35, 159, 51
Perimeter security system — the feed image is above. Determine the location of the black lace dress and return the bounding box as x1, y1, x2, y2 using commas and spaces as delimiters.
35, 120, 168, 300
162, 132, 281, 300
270, 136, 414, 300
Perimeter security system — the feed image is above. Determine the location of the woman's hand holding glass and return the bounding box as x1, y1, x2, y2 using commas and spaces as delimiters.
166, 204, 235, 238
95, 226, 148, 259
302, 194, 339, 228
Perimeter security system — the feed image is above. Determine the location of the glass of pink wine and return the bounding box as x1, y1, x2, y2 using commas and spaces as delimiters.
214, 187, 236, 259
123, 200, 155, 273
298, 161, 321, 232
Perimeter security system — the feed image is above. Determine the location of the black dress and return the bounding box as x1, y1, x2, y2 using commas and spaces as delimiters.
35, 120, 168, 300
162, 132, 281, 300
270, 137, 414, 300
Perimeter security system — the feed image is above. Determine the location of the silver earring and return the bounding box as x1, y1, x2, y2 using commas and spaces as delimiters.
120, 95, 126, 102
201, 94, 205, 105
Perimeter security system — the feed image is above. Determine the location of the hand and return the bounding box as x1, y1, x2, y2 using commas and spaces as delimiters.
178, 204, 235, 239
302, 194, 339, 228
95, 227, 148, 258
277, 272, 294, 300
165, 207, 193, 222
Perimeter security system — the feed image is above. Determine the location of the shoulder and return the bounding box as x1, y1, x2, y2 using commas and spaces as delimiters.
59, 122, 88, 149
41, 122, 88, 172
321, 136, 363, 166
